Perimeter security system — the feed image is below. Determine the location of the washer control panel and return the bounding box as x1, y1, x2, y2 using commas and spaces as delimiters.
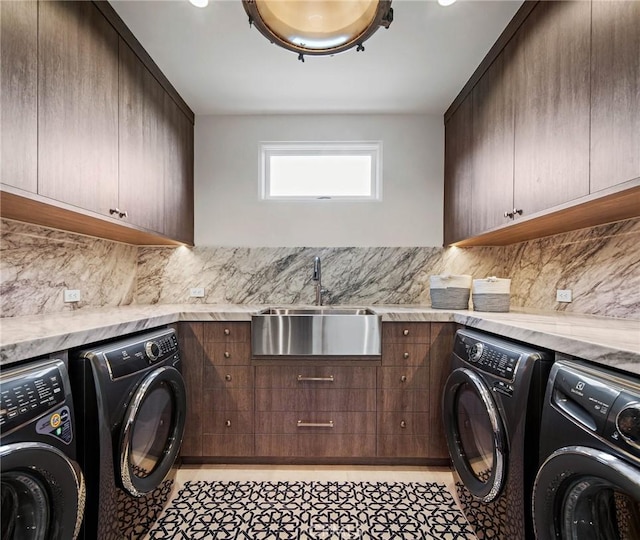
454, 332, 521, 382
102, 329, 180, 380
0, 361, 68, 437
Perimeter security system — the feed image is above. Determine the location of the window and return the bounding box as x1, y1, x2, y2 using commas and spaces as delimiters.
260, 141, 382, 200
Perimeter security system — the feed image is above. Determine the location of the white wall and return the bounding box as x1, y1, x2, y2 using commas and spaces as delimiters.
194, 114, 444, 247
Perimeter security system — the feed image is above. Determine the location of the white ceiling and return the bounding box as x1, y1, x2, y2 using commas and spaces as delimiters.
110, 0, 523, 116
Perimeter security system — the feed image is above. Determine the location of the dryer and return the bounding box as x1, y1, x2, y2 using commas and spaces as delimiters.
533, 356, 640, 539
0, 358, 85, 540
69, 327, 186, 540
442, 328, 552, 539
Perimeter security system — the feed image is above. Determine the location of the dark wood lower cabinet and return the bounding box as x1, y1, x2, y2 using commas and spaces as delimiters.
180, 321, 452, 464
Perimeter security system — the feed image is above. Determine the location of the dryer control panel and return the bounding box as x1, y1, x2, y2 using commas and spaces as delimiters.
549, 359, 640, 460
0, 360, 71, 441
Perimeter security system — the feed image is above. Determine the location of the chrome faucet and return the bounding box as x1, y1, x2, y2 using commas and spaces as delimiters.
312, 256, 327, 306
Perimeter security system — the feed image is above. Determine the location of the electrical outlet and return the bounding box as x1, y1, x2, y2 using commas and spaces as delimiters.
190, 287, 205, 298
64, 289, 81, 303
556, 289, 572, 303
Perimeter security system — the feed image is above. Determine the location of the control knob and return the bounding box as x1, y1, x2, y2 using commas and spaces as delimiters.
616, 405, 640, 449
469, 342, 485, 362
145, 341, 161, 362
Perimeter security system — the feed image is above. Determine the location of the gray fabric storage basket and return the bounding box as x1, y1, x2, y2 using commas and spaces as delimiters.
429, 274, 472, 310
431, 287, 471, 309
472, 277, 511, 312
472, 293, 510, 312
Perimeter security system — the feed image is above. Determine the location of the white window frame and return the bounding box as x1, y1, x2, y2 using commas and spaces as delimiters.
259, 141, 382, 201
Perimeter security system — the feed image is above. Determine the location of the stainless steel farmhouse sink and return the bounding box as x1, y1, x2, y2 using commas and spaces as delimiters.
251, 307, 381, 357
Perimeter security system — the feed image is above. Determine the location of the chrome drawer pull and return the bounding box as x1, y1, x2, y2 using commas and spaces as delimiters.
400, 375, 407, 383
400, 420, 407, 429
403, 329, 409, 336
297, 420, 334, 428
223, 328, 230, 335
403, 352, 410, 359
224, 351, 231, 358
225, 420, 232, 427
225, 374, 232, 381
297, 375, 334, 382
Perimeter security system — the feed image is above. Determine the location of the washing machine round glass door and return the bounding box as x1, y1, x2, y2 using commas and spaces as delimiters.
119, 366, 186, 497
534, 446, 640, 540
0, 442, 84, 540
443, 367, 508, 502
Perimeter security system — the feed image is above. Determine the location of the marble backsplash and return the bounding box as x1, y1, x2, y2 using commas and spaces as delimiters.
0, 219, 137, 317
2, 217, 638, 319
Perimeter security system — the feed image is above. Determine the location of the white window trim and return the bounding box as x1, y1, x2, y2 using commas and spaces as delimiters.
259, 141, 383, 201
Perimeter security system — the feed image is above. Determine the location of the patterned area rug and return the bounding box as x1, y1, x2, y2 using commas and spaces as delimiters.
146, 480, 476, 539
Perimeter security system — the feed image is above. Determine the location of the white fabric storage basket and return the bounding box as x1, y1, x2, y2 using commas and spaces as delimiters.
472, 277, 511, 312
430, 274, 472, 310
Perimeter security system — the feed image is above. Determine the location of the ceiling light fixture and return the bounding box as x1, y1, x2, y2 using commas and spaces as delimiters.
242, 0, 393, 62
189, 0, 209, 7
437, 0, 457, 6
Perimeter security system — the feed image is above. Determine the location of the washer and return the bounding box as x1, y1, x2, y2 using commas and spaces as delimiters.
69, 327, 186, 540
1, 358, 85, 540
533, 356, 640, 539
442, 328, 552, 540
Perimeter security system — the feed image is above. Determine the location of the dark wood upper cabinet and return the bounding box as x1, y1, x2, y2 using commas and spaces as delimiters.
163, 95, 195, 245
590, 1, 640, 192
471, 43, 516, 234
118, 38, 165, 233
38, 1, 119, 216
1, 1, 37, 193
443, 94, 473, 246
513, 1, 591, 217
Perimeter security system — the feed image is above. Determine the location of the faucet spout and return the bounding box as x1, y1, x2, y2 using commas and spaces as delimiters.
312, 256, 325, 306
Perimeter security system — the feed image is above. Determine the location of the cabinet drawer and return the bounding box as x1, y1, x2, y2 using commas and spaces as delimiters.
255, 412, 376, 435
256, 434, 376, 458
203, 410, 254, 435
382, 323, 430, 344
377, 435, 428, 458
204, 365, 253, 388
378, 366, 428, 389
203, 322, 250, 343
377, 412, 429, 436
378, 388, 429, 413
204, 342, 251, 365
255, 388, 376, 412
202, 434, 254, 457
255, 366, 376, 389
381, 343, 430, 367
203, 387, 253, 412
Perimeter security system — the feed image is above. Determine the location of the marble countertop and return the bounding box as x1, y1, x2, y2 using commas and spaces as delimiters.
1, 304, 638, 374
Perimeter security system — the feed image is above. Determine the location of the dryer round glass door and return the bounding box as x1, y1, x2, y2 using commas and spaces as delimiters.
119, 366, 186, 497
0, 443, 84, 540
443, 368, 508, 502
534, 446, 640, 540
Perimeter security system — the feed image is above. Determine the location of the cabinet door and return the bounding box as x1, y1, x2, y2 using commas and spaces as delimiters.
1, 1, 37, 193
513, 1, 591, 216
118, 38, 165, 232
443, 94, 473, 245
472, 45, 515, 233
38, 1, 118, 216
163, 95, 194, 245
590, 1, 640, 192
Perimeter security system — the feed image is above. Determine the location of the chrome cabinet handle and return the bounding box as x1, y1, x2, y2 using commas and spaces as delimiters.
513, 208, 523, 216
400, 375, 407, 383
297, 375, 334, 382
403, 352, 409, 359
403, 329, 409, 336
225, 374, 232, 381
504, 210, 514, 219
224, 351, 231, 358
225, 420, 231, 427
119, 210, 128, 218
400, 420, 407, 429
297, 420, 334, 428
109, 208, 120, 216
223, 328, 230, 335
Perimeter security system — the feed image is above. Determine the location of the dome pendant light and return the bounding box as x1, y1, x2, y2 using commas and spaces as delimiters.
242, 0, 393, 62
